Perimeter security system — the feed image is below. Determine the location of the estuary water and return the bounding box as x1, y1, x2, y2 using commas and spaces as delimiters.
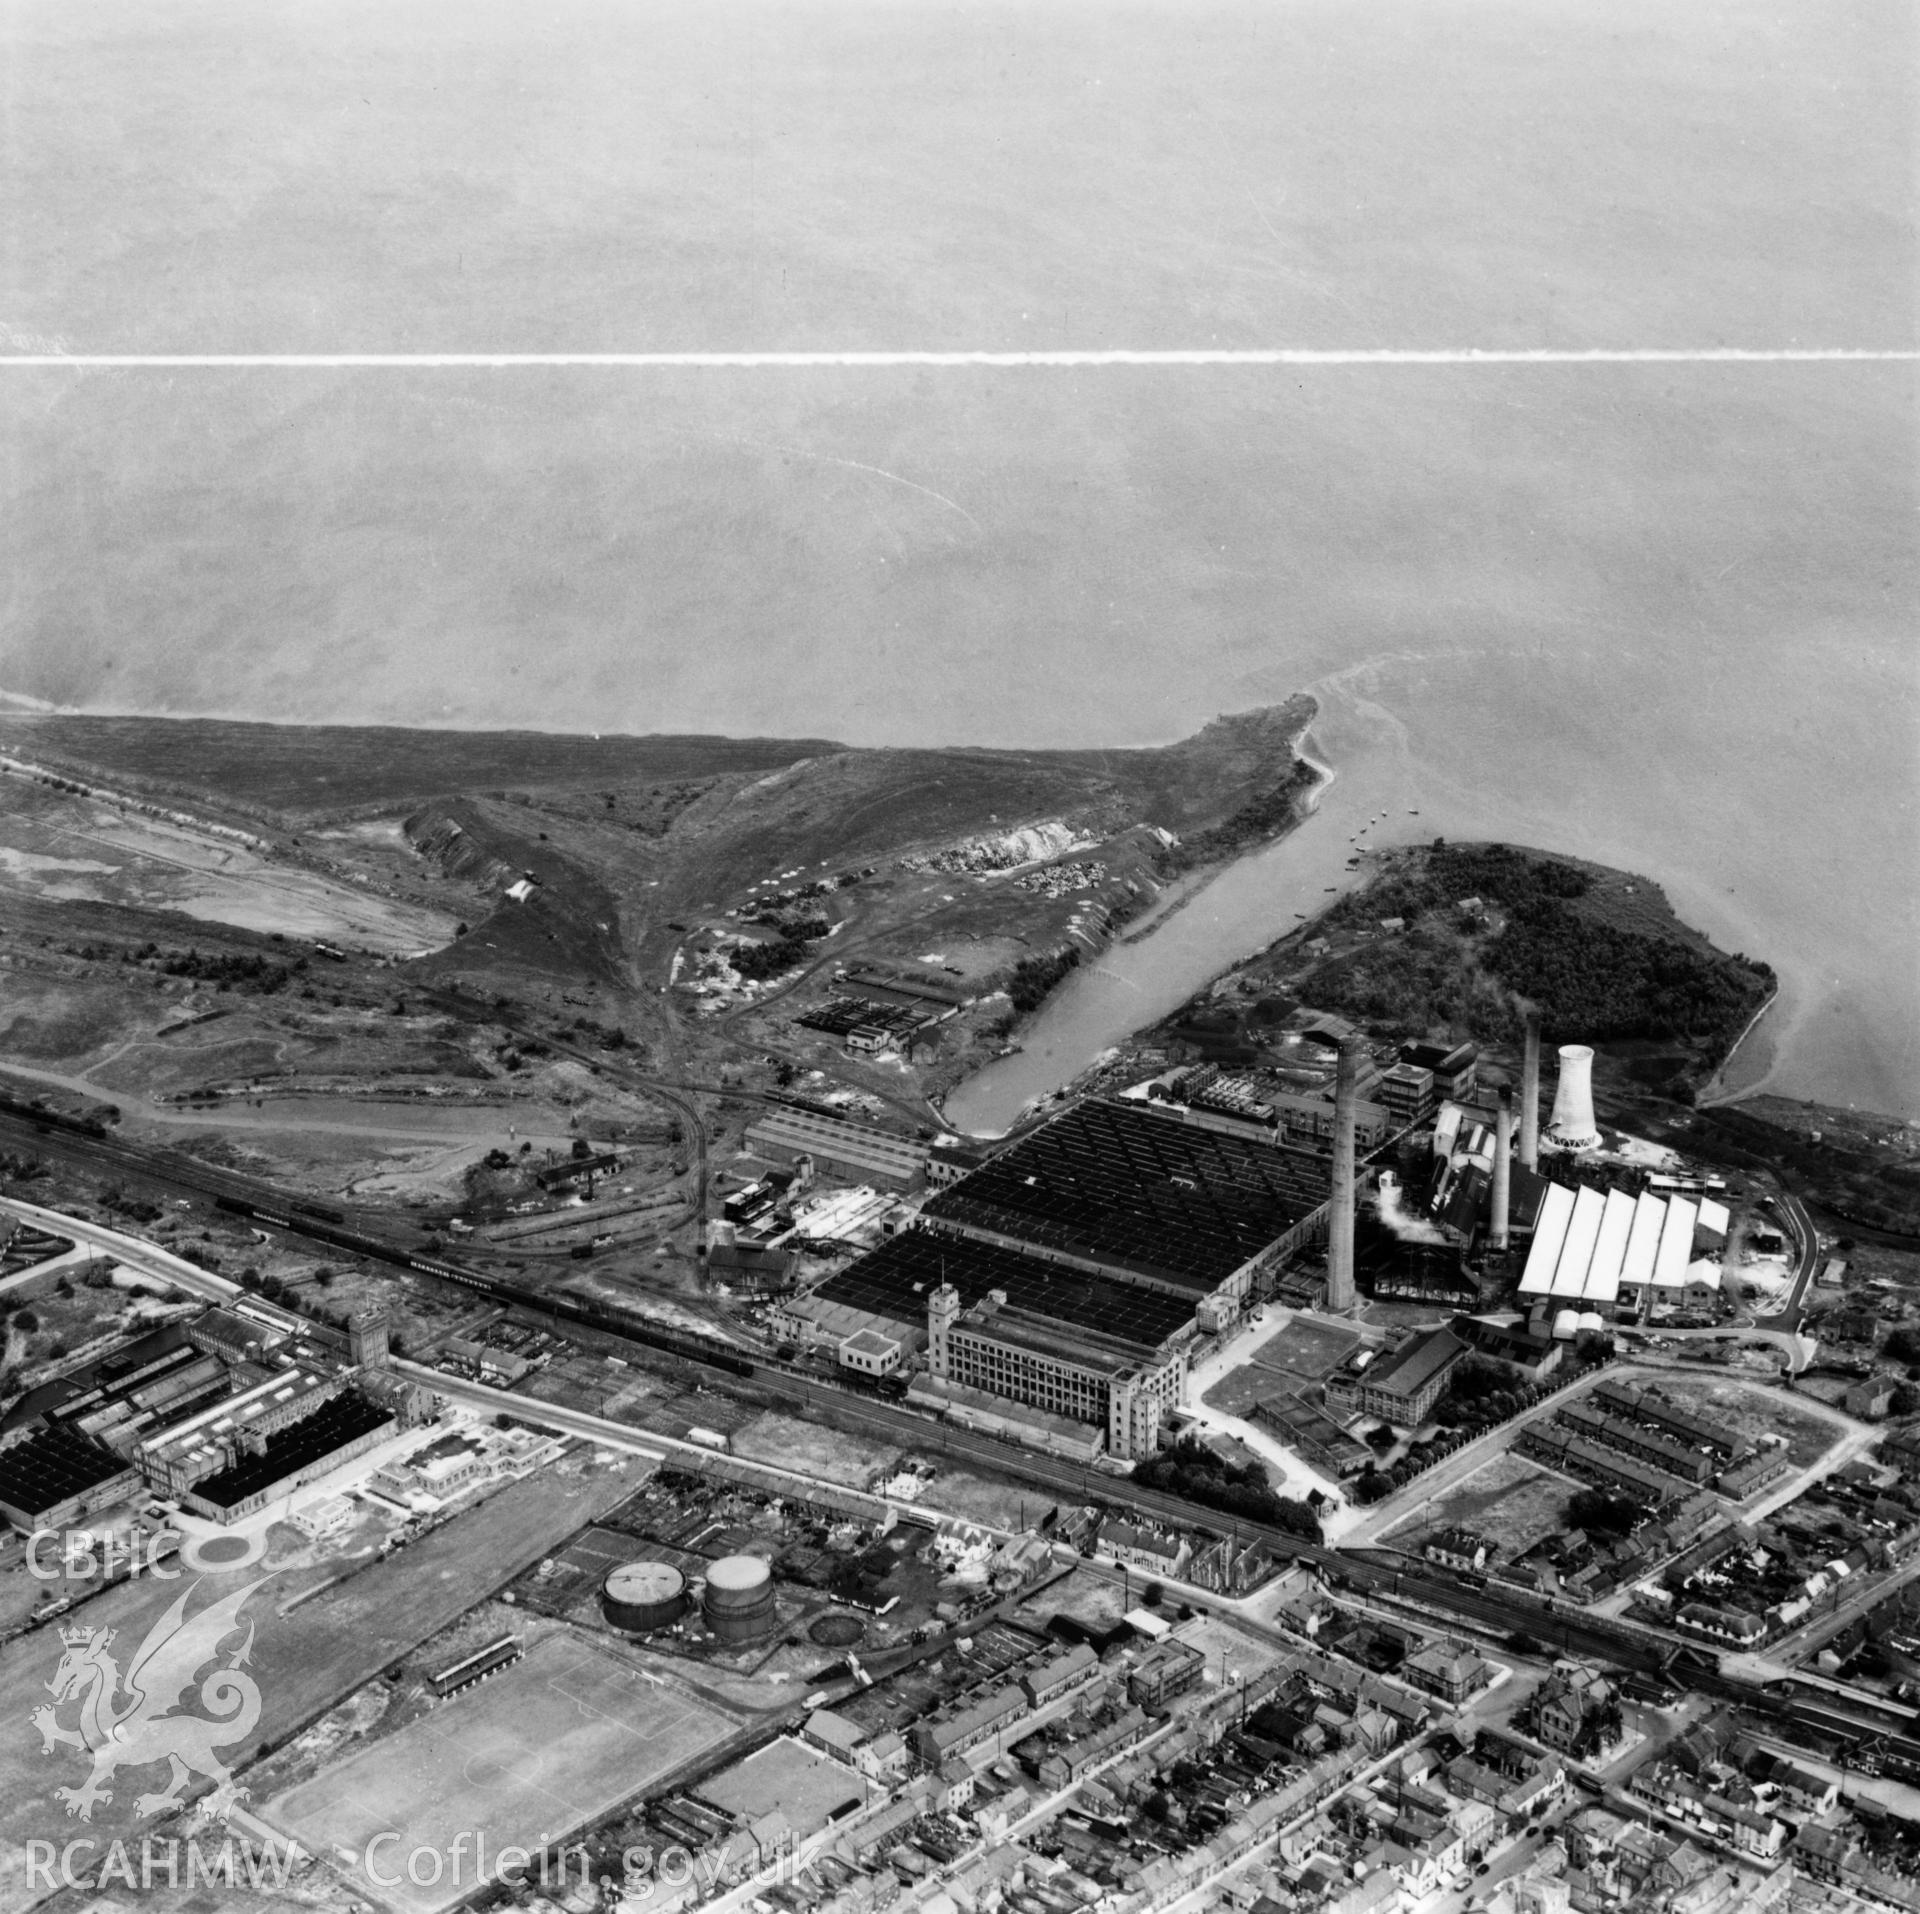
0, 3, 1912, 1123
946, 638, 1919, 1134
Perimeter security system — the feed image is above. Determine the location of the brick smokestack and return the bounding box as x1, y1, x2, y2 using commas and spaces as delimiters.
1326, 1037, 1359, 1312
1520, 1011, 1542, 1172
1491, 1085, 1513, 1253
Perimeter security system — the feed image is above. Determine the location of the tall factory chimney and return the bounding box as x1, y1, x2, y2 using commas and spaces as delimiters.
1490, 1085, 1513, 1253
1520, 1012, 1542, 1171
1548, 1044, 1601, 1149
1326, 1038, 1359, 1312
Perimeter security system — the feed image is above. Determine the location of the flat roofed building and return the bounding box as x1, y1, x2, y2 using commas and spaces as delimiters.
838, 1328, 902, 1376
1378, 1064, 1438, 1126
1127, 1637, 1205, 1710
1401, 1042, 1479, 1099
927, 1283, 1187, 1460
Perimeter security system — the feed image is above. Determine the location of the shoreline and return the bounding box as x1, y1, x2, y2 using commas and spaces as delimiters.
1114, 724, 1334, 950
1697, 979, 1782, 1110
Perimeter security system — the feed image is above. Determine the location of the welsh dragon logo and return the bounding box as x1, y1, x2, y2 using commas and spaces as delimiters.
31, 1576, 266, 1822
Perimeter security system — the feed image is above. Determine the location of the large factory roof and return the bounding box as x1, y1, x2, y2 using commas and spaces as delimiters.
188, 1389, 393, 1510
1520, 1183, 1730, 1302
817, 1227, 1193, 1355
921, 1098, 1330, 1290
0, 1422, 134, 1521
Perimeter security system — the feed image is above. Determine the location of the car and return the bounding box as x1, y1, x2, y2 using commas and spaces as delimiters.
1475, 1864, 1491, 1876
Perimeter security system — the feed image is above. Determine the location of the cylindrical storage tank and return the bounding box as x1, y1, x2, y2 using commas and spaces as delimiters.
1551, 1307, 1581, 1342
1576, 1311, 1605, 1335
602, 1561, 688, 1634
702, 1555, 776, 1645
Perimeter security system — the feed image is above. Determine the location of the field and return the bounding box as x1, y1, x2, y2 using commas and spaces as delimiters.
731, 1409, 897, 1487
0, 718, 839, 822
0, 1454, 636, 1855
1250, 1318, 1362, 1385
0, 779, 461, 952
1644, 1378, 1839, 1471
696, 1736, 866, 1837
1203, 1316, 1360, 1419
1376, 1451, 1575, 1556
265, 1633, 737, 1914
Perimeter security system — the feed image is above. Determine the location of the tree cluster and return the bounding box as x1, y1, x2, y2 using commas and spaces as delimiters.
1489, 901, 1770, 1049
1132, 1437, 1321, 1538
1175, 760, 1321, 868
1565, 1487, 1650, 1537
1008, 946, 1081, 1015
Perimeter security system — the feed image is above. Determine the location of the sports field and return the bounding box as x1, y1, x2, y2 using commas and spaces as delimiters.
696, 1736, 865, 1837
265, 1633, 735, 1914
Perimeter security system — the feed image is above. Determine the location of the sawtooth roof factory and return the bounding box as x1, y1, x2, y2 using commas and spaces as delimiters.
772, 1094, 1341, 1461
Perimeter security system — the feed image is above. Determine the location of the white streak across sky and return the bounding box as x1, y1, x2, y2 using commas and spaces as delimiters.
0, 348, 1913, 369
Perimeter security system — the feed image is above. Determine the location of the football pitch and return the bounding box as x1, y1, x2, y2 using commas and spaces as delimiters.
265, 1633, 736, 1914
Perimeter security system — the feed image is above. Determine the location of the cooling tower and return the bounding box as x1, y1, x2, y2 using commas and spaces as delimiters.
1547, 1044, 1600, 1149
1490, 1087, 1513, 1252
1326, 1038, 1359, 1311
1520, 1013, 1542, 1171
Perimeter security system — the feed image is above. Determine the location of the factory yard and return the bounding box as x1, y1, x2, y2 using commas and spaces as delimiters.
264, 1631, 738, 1914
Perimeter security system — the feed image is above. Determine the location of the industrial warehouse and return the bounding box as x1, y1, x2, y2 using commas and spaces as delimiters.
771, 1089, 1345, 1459
0, 1298, 430, 1531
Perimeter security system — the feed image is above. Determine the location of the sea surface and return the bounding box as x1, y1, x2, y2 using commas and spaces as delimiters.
0, 2, 1912, 1118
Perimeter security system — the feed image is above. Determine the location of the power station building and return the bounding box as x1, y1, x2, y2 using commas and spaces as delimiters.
1518, 1185, 1729, 1320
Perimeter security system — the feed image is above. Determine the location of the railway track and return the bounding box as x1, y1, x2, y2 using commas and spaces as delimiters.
7, 1097, 1919, 1773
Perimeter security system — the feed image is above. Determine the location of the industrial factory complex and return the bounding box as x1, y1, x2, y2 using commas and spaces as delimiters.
755, 1008, 1760, 1480
771, 1092, 1343, 1459
1, 910, 1903, 1914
